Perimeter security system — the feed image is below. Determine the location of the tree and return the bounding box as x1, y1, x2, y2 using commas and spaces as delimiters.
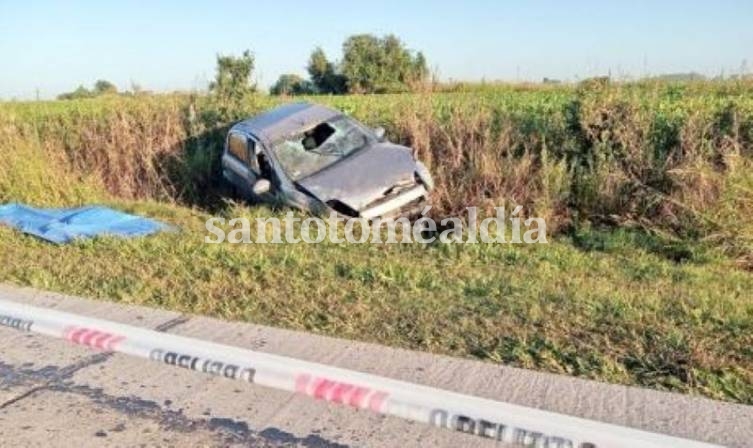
307, 47, 346, 94
57, 85, 93, 100
57, 79, 120, 100
209, 50, 256, 102
412, 51, 429, 81
93, 79, 118, 95
270, 74, 315, 96
340, 34, 428, 93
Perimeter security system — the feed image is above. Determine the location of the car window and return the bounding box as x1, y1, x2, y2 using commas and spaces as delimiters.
273, 117, 371, 180
228, 133, 249, 163
227, 132, 260, 174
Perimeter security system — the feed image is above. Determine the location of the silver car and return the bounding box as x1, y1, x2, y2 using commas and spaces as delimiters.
222, 102, 433, 219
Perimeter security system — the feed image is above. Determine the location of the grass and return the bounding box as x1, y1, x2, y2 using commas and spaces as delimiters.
0, 80, 752, 404
3, 82, 753, 248
1, 200, 752, 404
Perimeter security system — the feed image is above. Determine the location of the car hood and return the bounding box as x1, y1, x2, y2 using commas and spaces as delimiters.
296, 143, 418, 212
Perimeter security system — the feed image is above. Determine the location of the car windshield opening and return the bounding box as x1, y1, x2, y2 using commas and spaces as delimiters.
272, 116, 371, 180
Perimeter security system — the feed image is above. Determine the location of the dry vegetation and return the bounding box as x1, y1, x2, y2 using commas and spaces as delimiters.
3, 81, 752, 250
1, 81, 752, 403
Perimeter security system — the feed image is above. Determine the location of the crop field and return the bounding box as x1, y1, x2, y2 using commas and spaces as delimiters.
1, 81, 752, 404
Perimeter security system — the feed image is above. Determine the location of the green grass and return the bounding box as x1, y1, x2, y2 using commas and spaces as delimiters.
1, 200, 751, 404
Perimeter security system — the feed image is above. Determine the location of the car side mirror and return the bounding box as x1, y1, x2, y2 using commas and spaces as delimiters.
373, 126, 386, 141
252, 178, 271, 196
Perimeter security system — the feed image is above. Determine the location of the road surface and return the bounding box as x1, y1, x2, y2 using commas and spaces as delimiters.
0, 284, 750, 447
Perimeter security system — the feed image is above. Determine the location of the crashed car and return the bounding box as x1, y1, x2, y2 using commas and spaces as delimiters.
222, 102, 433, 219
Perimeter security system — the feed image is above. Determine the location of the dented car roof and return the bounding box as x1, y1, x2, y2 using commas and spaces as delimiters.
231, 102, 342, 143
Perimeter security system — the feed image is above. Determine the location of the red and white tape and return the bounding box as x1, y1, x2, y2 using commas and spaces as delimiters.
0, 299, 720, 448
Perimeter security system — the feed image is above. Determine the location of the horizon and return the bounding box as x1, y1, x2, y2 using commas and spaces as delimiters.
1, 0, 751, 100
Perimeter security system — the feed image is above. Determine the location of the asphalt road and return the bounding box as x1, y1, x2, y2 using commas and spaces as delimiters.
0, 284, 750, 447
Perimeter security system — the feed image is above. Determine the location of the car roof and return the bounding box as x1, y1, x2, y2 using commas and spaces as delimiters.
231, 102, 342, 143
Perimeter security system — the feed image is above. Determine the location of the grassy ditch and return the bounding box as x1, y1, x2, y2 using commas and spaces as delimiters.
0, 81, 752, 403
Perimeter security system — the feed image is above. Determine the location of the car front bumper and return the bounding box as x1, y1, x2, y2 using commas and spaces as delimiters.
359, 185, 429, 220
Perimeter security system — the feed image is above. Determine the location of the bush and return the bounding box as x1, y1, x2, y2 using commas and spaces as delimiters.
341, 34, 428, 93
270, 74, 315, 96
57, 79, 119, 100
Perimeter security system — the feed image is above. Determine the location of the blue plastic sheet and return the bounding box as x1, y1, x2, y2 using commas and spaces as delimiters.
0, 203, 169, 244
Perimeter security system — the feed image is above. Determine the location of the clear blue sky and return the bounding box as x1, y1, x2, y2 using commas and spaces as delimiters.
1, 0, 751, 99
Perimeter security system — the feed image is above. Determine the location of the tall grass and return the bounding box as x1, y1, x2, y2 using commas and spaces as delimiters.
1, 81, 752, 253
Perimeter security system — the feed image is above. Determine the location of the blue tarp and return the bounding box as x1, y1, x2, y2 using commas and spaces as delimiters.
0, 203, 169, 244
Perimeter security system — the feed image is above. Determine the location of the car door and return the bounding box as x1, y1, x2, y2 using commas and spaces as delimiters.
223, 132, 261, 198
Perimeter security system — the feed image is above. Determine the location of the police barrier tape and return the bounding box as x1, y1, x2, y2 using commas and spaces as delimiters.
0, 299, 721, 448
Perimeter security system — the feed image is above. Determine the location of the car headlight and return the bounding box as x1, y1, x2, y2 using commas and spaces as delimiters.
414, 161, 434, 191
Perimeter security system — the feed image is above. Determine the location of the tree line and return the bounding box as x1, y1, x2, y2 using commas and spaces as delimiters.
57, 79, 149, 100
273, 34, 428, 95
57, 80, 119, 100
57, 33, 427, 100
212, 33, 428, 98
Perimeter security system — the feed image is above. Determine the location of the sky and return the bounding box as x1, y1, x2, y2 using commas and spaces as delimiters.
1, 0, 751, 99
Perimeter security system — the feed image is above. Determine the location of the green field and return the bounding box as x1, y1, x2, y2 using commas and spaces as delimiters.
1, 81, 752, 404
